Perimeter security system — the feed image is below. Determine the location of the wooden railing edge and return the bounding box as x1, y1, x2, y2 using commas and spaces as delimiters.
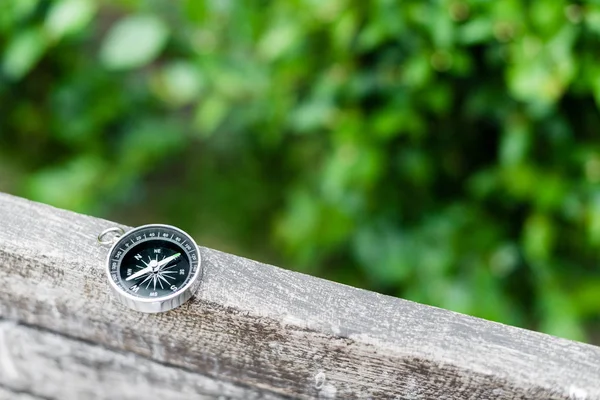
0, 192, 598, 399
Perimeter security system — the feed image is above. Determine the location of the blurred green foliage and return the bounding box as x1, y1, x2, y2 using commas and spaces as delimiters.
1, 0, 599, 342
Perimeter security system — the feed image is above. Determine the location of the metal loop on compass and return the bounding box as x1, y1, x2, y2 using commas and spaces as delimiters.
97, 227, 125, 246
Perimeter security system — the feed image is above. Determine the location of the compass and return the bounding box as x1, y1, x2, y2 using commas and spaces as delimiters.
100, 224, 202, 313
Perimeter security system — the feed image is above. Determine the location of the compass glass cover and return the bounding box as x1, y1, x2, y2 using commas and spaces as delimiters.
107, 225, 200, 299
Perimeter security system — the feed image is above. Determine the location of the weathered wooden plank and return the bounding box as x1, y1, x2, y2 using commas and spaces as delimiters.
0, 192, 599, 399
0, 319, 282, 399
0, 386, 42, 400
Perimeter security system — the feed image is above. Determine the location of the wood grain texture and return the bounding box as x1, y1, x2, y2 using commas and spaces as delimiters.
0, 319, 280, 399
0, 386, 42, 400
0, 192, 599, 399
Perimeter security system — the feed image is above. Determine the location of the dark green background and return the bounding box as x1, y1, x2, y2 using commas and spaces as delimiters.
1, 0, 599, 343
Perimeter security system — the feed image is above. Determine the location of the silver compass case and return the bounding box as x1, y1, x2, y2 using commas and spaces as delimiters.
105, 224, 202, 313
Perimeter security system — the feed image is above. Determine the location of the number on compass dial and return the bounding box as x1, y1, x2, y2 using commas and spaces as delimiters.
108, 226, 198, 299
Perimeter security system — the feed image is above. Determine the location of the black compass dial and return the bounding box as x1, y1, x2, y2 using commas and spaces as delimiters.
108, 225, 200, 300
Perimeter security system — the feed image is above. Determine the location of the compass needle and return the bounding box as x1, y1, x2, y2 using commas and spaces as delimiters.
125, 265, 153, 281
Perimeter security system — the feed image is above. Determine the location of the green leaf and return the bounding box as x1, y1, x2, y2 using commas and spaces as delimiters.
26, 156, 105, 213
538, 289, 585, 342
586, 193, 600, 245
100, 15, 168, 70
2, 28, 48, 80
275, 188, 320, 266
507, 27, 577, 106
193, 95, 228, 137
118, 120, 185, 172
45, 0, 96, 41
258, 23, 299, 61
401, 55, 432, 88
572, 279, 600, 317
585, 7, 600, 35
0, 0, 39, 30
458, 18, 493, 45
289, 99, 334, 133
499, 116, 530, 166
523, 214, 555, 262
153, 61, 203, 106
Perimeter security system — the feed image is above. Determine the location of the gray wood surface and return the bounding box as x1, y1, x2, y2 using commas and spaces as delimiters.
0, 192, 598, 400
0, 386, 40, 400
0, 319, 279, 399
